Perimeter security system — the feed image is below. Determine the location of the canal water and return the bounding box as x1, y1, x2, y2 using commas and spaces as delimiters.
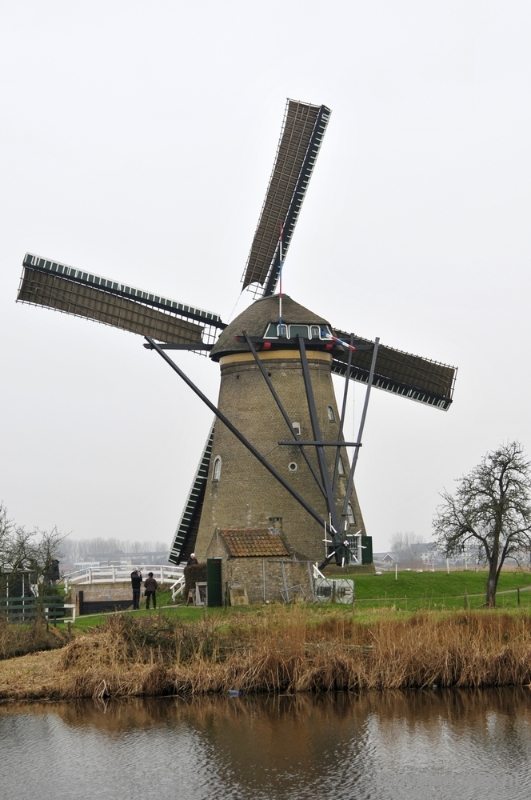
1, 689, 530, 800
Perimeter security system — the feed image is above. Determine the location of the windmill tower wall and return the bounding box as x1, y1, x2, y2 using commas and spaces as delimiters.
194, 348, 366, 563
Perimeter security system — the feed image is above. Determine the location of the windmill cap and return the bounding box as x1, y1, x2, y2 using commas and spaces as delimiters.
210, 295, 330, 362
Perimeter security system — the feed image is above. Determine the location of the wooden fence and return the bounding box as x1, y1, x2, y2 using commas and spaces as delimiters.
0, 595, 69, 624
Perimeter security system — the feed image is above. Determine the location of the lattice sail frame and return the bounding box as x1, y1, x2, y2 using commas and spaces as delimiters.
169, 423, 215, 564
331, 329, 456, 410
18, 253, 225, 347
242, 99, 331, 297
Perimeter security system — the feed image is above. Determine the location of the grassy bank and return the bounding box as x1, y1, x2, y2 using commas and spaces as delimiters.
68, 569, 531, 630
2, 606, 531, 701
353, 569, 531, 611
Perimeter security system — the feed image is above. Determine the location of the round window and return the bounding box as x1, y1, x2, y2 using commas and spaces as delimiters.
288, 462, 298, 472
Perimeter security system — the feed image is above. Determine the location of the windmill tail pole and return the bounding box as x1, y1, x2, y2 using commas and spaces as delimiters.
278, 221, 283, 330
340, 337, 380, 525
333, 333, 355, 494
144, 336, 335, 537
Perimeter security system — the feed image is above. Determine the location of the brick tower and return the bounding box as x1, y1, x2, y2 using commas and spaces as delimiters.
193, 294, 366, 563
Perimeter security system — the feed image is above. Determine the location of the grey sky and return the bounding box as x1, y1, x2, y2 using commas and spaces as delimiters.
1, 1, 530, 551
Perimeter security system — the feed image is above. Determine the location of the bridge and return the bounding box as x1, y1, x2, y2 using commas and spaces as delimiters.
63, 564, 183, 588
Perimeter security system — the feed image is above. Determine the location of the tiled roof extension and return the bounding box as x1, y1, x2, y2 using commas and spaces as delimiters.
220, 528, 289, 558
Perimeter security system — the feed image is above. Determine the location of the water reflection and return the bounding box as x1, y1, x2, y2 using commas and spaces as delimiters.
1, 689, 530, 800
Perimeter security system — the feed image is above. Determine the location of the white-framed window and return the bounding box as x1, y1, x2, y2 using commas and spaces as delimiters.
292, 421, 301, 436
347, 503, 355, 525
327, 406, 335, 422
310, 325, 320, 339
338, 456, 345, 476
290, 325, 309, 338
212, 456, 222, 482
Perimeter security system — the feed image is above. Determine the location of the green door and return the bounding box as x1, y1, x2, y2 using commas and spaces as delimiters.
206, 558, 223, 607
361, 536, 373, 565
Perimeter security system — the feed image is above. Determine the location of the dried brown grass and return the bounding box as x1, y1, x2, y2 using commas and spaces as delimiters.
2, 608, 531, 701
0, 616, 67, 660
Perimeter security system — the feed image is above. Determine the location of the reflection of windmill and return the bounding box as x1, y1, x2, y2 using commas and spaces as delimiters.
17, 99, 456, 569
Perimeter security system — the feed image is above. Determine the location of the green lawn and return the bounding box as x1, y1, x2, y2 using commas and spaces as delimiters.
69, 569, 531, 629
351, 569, 531, 611
71, 604, 205, 630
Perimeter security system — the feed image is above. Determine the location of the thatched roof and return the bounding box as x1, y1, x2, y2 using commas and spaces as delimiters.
210, 294, 329, 361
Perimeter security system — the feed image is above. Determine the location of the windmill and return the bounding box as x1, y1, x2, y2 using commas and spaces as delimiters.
16, 99, 456, 572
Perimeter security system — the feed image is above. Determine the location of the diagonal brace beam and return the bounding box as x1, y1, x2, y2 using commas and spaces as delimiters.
242, 332, 326, 499
145, 336, 335, 537
298, 336, 341, 537
332, 333, 355, 493
340, 338, 380, 526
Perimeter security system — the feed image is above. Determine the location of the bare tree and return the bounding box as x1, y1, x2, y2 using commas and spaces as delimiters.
0, 504, 14, 572
32, 527, 67, 580
433, 442, 531, 607
390, 531, 423, 561
0, 503, 66, 590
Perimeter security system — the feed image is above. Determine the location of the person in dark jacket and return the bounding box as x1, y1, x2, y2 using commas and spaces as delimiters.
144, 572, 158, 609
187, 553, 198, 566
131, 569, 142, 609
45, 559, 61, 586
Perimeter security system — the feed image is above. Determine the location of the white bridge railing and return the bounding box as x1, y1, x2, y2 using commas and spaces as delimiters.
170, 574, 186, 601
62, 564, 184, 591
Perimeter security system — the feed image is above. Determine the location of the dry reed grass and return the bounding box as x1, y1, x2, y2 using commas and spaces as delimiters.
2, 607, 531, 701
0, 617, 67, 660
48, 609, 531, 697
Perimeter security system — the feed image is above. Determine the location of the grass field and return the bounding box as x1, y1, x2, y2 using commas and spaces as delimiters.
352, 569, 531, 611
68, 569, 531, 630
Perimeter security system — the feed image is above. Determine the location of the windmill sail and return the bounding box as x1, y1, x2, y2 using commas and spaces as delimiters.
242, 99, 331, 296
169, 422, 215, 565
18, 254, 225, 345
331, 328, 456, 410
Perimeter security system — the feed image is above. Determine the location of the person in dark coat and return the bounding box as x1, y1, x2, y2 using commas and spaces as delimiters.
144, 572, 158, 609
130, 568, 142, 609
45, 559, 61, 586
187, 553, 198, 566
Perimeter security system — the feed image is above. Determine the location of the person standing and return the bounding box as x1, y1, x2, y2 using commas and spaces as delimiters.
45, 559, 61, 586
187, 553, 199, 566
144, 572, 158, 609
130, 568, 142, 610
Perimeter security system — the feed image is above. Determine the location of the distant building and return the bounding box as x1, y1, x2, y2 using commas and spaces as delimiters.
373, 552, 396, 570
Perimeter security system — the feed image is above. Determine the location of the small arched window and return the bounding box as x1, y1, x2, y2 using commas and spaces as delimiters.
347, 503, 355, 525
327, 406, 335, 422
212, 456, 222, 482
338, 456, 345, 476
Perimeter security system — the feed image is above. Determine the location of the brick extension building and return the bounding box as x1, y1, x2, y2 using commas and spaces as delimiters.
206, 528, 315, 603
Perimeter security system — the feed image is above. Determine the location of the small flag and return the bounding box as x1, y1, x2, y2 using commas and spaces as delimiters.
321, 331, 357, 352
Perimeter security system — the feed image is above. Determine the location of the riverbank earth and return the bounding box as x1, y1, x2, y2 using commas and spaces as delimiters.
2, 571, 531, 701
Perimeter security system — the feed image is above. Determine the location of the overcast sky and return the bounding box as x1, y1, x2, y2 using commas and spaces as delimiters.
1, 1, 530, 552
